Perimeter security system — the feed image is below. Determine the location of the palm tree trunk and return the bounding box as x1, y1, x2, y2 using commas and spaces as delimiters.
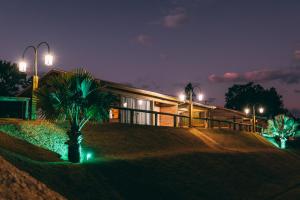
67, 124, 82, 163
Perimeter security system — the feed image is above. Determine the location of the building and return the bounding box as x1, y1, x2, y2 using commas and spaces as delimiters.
19, 69, 252, 129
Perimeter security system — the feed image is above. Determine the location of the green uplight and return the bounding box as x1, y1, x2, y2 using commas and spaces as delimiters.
86, 152, 92, 161
79, 147, 94, 163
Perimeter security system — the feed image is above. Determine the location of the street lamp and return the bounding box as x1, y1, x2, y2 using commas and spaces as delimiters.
179, 93, 186, 102
198, 93, 204, 101
244, 108, 250, 115
180, 84, 205, 127
18, 42, 54, 120
258, 107, 264, 114
18, 61, 27, 72
45, 54, 54, 66
244, 105, 264, 132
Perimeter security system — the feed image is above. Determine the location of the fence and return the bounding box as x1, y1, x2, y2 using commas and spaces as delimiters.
111, 106, 190, 127
193, 117, 253, 131
111, 106, 254, 131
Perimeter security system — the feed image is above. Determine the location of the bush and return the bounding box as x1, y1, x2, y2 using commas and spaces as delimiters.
0, 121, 68, 160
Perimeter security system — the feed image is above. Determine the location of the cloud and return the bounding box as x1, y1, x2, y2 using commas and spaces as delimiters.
135, 34, 153, 47
209, 67, 300, 84
162, 7, 188, 28
295, 89, 300, 94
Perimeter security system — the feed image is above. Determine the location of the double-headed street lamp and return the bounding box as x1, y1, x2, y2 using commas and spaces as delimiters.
179, 86, 205, 127
19, 42, 54, 120
178, 92, 204, 102
244, 105, 264, 132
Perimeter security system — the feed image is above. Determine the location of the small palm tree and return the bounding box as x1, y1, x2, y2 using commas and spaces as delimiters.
37, 69, 116, 162
266, 115, 299, 149
184, 83, 195, 100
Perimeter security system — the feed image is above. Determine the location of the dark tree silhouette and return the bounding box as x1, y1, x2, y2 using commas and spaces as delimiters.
0, 60, 29, 96
225, 82, 287, 118
184, 83, 196, 100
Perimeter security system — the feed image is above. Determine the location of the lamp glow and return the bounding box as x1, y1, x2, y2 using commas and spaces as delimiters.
86, 152, 92, 161
259, 107, 264, 114
138, 99, 143, 105
198, 93, 204, 101
123, 102, 128, 108
179, 94, 186, 101
19, 61, 27, 72
244, 108, 250, 115
45, 54, 53, 66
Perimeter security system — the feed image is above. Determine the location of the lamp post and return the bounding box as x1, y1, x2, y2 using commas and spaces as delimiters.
244, 105, 264, 132
180, 84, 205, 127
189, 89, 193, 127
19, 42, 53, 120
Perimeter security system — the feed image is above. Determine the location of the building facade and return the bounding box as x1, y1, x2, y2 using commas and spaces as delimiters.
19, 69, 251, 128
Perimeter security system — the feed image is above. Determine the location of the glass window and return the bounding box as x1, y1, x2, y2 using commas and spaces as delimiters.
120, 97, 152, 125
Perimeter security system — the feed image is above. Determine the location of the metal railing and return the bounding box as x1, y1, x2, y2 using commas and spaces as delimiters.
192, 117, 253, 131
111, 106, 190, 127
111, 106, 254, 131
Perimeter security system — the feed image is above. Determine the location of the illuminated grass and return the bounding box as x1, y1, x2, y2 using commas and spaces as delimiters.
1, 123, 300, 199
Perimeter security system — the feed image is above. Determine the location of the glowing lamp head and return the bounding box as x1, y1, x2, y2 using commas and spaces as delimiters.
123, 102, 128, 108
19, 61, 27, 72
244, 108, 250, 115
45, 54, 53, 66
259, 107, 264, 114
198, 93, 204, 101
138, 99, 144, 105
179, 93, 186, 101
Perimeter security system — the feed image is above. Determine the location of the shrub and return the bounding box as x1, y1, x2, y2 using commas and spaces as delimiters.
0, 121, 68, 160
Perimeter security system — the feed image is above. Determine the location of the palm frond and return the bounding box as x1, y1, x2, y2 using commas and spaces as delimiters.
37, 68, 117, 130
266, 114, 300, 139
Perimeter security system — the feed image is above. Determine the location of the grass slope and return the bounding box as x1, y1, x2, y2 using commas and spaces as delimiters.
1, 120, 300, 199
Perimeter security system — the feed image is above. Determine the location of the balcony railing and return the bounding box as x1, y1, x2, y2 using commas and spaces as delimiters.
111, 106, 255, 131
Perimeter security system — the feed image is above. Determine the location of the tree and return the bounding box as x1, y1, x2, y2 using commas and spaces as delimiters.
184, 82, 195, 100
225, 82, 286, 118
266, 115, 300, 149
0, 60, 29, 96
37, 69, 116, 163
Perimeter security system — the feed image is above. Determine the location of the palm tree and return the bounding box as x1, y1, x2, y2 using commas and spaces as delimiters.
37, 69, 116, 162
184, 83, 195, 100
266, 115, 299, 149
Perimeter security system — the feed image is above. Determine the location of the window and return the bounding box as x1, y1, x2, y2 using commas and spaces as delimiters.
120, 97, 152, 125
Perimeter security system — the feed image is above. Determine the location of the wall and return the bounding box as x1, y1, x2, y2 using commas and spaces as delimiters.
159, 105, 178, 127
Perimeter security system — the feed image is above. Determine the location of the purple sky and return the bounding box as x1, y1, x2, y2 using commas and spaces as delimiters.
1, 0, 300, 113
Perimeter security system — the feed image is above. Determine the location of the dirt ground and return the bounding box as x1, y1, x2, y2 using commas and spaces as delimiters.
0, 155, 66, 200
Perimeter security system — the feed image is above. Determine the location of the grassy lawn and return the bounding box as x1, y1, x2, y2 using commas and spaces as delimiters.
1, 120, 300, 199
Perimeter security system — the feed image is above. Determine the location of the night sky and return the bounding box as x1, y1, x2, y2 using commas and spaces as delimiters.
1, 0, 300, 113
